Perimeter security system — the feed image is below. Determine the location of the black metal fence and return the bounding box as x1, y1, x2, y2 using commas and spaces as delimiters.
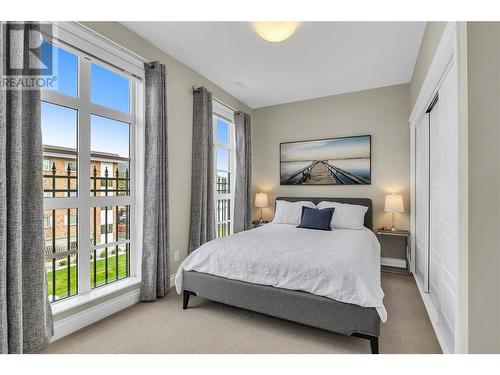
90, 205, 130, 289
216, 199, 231, 238
216, 175, 229, 194
43, 162, 77, 197
43, 162, 130, 197
216, 175, 231, 238
45, 208, 78, 302
43, 161, 132, 302
91, 165, 130, 196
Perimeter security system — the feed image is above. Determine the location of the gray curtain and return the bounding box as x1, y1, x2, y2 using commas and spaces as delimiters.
0, 22, 54, 353
188, 87, 215, 253
140, 62, 169, 301
233, 112, 252, 233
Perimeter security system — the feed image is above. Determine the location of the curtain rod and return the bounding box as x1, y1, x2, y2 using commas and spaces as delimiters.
72, 22, 154, 68
192, 86, 240, 113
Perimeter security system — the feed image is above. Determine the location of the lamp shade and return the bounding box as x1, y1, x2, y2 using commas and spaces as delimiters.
384, 194, 404, 213
255, 192, 268, 208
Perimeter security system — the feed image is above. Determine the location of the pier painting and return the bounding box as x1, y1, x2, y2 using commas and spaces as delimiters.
280, 135, 371, 185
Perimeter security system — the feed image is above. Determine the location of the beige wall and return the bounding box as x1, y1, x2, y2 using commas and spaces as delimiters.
410, 22, 447, 108
466, 22, 500, 354
81, 22, 253, 275
252, 84, 411, 258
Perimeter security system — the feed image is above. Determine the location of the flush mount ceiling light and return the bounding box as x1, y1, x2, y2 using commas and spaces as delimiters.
252, 22, 299, 42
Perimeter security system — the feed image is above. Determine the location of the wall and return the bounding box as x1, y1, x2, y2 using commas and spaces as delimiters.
252, 84, 411, 258
466, 22, 500, 353
410, 22, 447, 108
82, 22, 253, 276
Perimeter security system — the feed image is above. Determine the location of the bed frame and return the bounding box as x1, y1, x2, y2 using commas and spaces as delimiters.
182, 197, 380, 354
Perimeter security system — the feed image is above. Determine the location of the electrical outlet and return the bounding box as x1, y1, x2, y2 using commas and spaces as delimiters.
174, 251, 179, 262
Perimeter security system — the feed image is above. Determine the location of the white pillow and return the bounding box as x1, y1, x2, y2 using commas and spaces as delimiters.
316, 201, 368, 230
272, 200, 316, 225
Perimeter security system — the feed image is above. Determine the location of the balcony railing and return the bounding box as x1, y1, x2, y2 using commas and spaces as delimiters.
216, 198, 231, 238
91, 166, 130, 197
216, 175, 229, 194
43, 163, 130, 197
44, 205, 131, 302
90, 205, 130, 289
44, 208, 78, 302
43, 161, 131, 302
216, 175, 231, 238
43, 163, 77, 197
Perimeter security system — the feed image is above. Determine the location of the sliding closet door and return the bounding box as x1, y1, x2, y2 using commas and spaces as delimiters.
429, 99, 441, 309
415, 113, 430, 292
429, 64, 459, 352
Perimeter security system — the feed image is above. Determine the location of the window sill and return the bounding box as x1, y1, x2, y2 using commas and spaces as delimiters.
51, 277, 141, 317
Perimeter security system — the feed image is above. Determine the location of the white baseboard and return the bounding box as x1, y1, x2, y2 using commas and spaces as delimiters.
52, 288, 140, 342
413, 275, 451, 354
381, 257, 406, 269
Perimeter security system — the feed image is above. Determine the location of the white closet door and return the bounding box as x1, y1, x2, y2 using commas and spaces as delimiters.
415, 113, 430, 292
429, 63, 459, 352
429, 100, 441, 309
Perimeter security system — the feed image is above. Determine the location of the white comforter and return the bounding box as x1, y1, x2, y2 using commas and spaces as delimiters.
175, 224, 387, 321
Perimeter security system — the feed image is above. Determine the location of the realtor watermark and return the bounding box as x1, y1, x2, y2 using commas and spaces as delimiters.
1, 76, 57, 89
1, 22, 58, 90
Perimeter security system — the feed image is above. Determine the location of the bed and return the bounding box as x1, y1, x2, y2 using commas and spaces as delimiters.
175, 197, 384, 354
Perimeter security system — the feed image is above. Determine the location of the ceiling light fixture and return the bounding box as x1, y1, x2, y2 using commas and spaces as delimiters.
252, 22, 299, 43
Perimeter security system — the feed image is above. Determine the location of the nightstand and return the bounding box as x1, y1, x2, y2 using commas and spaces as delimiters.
251, 220, 269, 228
376, 229, 410, 274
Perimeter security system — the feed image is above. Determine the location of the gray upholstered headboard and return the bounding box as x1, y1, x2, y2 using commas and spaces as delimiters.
275, 197, 373, 230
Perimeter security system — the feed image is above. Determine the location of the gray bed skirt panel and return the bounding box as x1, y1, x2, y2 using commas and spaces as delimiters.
183, 270, 380, 337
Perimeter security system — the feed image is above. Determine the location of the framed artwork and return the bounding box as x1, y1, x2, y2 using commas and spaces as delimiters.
280, 135, 371, 185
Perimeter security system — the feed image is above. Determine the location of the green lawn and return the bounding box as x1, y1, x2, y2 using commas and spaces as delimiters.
47, 253, 128, 301
217, 224, 231, 238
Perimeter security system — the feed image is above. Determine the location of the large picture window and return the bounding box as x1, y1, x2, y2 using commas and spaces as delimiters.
213, 101, 236, 238
41, 32, 142, 303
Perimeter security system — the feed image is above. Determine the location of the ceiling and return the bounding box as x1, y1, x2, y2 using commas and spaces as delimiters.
121, 22, 426, 108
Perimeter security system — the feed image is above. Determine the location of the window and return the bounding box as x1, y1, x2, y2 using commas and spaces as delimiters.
100, 224, 113, 236
91, 63, 130, 113
44, 216, 52, 229
41, 30, 142, 304
213, 101, 235, 238
64, 214, 77, 226
43, 159, 52, 171
64, 161, 77, 172
89, 205, 130, 288
44, 208, 78, 301
41, 102, 78, 198
41, 41, 78, 97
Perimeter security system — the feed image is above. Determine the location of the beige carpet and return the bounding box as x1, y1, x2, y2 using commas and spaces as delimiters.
41, 273, 441, 354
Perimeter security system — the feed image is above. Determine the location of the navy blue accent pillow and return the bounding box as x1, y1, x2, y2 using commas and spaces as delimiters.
297, 206, 335, 231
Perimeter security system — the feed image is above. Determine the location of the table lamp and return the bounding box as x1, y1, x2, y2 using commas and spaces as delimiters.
384, 194, 404, 232
255, 192, 268, 223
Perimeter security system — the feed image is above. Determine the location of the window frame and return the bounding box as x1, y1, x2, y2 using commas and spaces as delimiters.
43, 159, 52, 171
213, 100, 236, 237
41, 24, 145, 307
44, 216, 52, 229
